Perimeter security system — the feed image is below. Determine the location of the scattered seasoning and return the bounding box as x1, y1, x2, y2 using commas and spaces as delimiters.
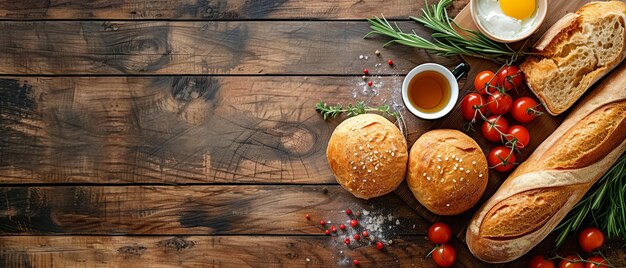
387, 59, 393, 65
354, 234, 361, 241
325, 230, 331, 235
368, 81, 373, 87
340, 224, 346, 230
362, 75, 367, 80
344, 238, 351, 245
331, 226, 337, 233
353, 259, 359, 266
363, 69, 369, 75
376, 241, 384, 250
305, 214, 311, 220
375, 50, 380, 55
351, 219, 359, 227
320, 220, 326, 226
362, 230, 369, 237
346, 209, 352, 215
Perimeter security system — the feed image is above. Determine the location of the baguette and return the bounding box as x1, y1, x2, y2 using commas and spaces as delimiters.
466, 63, 626, 263
520, 1, 626, 115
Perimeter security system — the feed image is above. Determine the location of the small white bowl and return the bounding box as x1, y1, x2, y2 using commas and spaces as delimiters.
401, 63, 459, 120
470, 0, 547, 43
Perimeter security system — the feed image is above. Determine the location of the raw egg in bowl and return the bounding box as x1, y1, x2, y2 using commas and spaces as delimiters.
470, 0, 547, 43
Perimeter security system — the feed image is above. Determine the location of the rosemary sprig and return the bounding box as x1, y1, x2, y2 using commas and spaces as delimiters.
365, 0, 524, 63
553, 152, 626, 248
315, 100, 399, 120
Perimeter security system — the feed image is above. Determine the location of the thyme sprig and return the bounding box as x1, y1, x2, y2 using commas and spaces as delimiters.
365, 0, 524, 63
315, 101, 399, 120
553, 152, 626, 248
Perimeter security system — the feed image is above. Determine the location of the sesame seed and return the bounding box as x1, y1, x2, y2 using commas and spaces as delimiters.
374, 166, 378, 170
423, 173, 427, 176
438, 158, 442, 162
452, 179, 456, 183
453, 166, 457, 170
459, 159, 463, 162
460, 177, 464, 181
427, 177, 431, 181
391, 152, 395, 157
374, 151, 378, 154
479, 174, 483, 177
368, 170, 372, 173
452, 154, 455, 158
440, 178, 444, 182
472, 161, 476, 165
440, 170, 443, 174
437, 155, 441, 158
437, 165, 441, 169
362, 166, 366, 170
359, 146, 363, 150
466, 170, 470, 173
353, 167, 357, 170
444, 157, 449, 161
373, 179, 376, 182
460, 167, 464, 171
446, 203, 450, 207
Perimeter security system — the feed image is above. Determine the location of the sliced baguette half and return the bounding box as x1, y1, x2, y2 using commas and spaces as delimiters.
520, 1, 626, 115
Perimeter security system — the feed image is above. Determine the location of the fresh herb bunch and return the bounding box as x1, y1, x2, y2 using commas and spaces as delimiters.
365, 0, 524, 63
316, 101, 399, 120
553, 152, 626, 247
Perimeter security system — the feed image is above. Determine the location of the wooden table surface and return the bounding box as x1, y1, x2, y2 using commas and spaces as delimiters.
0, 0, 624, 267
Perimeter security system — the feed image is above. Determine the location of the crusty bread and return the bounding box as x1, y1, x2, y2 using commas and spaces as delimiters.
406, 129, 488, 215
466, 63, 626, 263
326, 114, 408, 199
520, 1, 626, 115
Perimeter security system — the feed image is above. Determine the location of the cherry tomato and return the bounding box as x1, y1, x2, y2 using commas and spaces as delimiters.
487, 91, 513, 115
585, 256, 609, 268
482, 116, 509, 142
461, 93, 487, 121
558, 255, 584, 268
428, 222, 452, 244
489, 146, 516, 172
579, 227, 605, 253
432, 244, 457, 267
474, 70, 497, 94
529, 256, 555, 268
507, 125, 530, 149
497, 65, 523, 91
512, 97, 539, 123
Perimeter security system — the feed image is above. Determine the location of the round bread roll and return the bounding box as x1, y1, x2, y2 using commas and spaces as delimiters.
407, 129, 488, 215
326, 114, 408, 199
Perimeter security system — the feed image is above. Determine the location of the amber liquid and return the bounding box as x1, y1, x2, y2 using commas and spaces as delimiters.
408, 70, 451, 113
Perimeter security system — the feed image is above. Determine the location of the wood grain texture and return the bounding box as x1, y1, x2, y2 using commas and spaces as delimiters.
0, 76, 445, 184
0, 185, 430, 235
0, 235, 480, 268
0, 21, 458, 75
0, 0, 468, 20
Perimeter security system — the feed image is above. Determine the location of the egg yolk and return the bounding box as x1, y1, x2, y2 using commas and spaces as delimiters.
500, 0, 535, 20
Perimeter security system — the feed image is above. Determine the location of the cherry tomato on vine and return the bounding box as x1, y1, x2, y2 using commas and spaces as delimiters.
584, 256, 609, 268
558, 255, 584, 268
512, 97, 539, 123
482, 116, 509, 142
431, 244, 456, 267
507, 125, 530, 149
488, 146, 516, 172
428, 223, 452, 244
579, 227, 605, 253
529, 256, 555, 268
497, 65, 523, 91
474, 70, 497, 94
487, 91, 513, 115
461, 93, 487, 121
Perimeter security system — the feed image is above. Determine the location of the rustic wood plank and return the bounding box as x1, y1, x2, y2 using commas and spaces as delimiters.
0, 235, 483, 268
0, 185, 432, 235
0, 235, 622, 267
0, 0, 468, 20
0, 76, 443, 184
0, 21, 458, 75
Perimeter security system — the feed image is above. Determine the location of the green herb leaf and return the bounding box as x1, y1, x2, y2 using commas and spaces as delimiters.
316, 100, 400, 121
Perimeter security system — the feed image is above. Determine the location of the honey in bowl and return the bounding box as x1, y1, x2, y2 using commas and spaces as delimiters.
407, 70, 451, 113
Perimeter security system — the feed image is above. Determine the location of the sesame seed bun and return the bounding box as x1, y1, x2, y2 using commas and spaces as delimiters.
407, 129, 488, 215
326, 114, 408, 199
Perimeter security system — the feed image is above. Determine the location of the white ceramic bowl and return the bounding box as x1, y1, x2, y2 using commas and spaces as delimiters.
402, 63, 459, 120
470, 0, 547, 43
